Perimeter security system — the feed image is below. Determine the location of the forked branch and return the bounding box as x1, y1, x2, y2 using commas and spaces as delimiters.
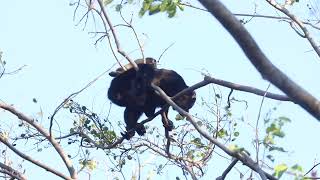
0, 103, 77, 179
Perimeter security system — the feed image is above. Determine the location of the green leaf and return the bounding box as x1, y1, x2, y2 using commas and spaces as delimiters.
273, 164, 288, 178
160, 0, 169, 11
291, 164, 303, 172
175, 114, 185, 120
266, 154, 275, 162
266, 123, 277, 133
176, 3, 184, 11
103, 0, 113, 6
217, 129, 226, 138
115, 4, 122, 11
149, 4, 161, 15
263, 134, 275, 145
269, 146, 287, 152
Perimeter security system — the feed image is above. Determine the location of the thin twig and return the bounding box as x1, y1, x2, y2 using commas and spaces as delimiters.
180, 2, 320, 30
96, 0, 139, 71
255, 84, 271, 166
304, 162, 320, 176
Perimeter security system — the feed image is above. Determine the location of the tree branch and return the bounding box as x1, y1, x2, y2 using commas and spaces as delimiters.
265, 0, 320, 57
151, 84, 277, 180
96, 0, 139, 71
0, 136, 71, 180
216, 159, 238, 180
0, 103, 77, 179
180, 2, 320, 30
0, 162, 27, 180
198, 0, 320, 120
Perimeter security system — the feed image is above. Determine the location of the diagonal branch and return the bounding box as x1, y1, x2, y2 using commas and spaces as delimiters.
0, 162, 27, 180
151, 84, 277, 180
216, 159, 239, 180
198, 0, 320, 120
0, 103, 77, 179
0, 136, 71, 180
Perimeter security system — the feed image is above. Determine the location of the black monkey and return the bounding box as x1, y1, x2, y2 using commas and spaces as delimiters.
108, 60, 196, 139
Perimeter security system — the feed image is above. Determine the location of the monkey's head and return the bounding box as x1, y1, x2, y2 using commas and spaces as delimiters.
109, 57, 157, 77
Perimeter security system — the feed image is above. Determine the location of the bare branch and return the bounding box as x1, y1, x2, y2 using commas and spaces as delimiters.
0, 162, 27, 180
0, 103, 77, 179
266, 0, 320, 57
204, 76, 291, 101
304, 162, 320, 176
198, 0, 320, 120
216, 159, 239, 180
96, 0, 139, 71
0, 136, 71, 180
180, 2, 320, 30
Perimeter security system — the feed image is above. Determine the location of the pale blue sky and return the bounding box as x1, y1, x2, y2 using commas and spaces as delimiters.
1, 0, 320, 179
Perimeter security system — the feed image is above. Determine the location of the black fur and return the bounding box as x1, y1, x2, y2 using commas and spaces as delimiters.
108, 63, 196, 140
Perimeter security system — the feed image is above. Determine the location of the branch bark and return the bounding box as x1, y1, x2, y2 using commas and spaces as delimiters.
198, 0, 320, 120
0, 103, 77, 179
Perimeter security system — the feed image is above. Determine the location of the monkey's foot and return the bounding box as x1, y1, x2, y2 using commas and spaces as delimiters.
136, 123, 146, 136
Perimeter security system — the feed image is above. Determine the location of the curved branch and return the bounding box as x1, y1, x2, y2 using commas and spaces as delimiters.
0, 103, 77, 179
0, 136, 71, 180
198, 0, 320, 120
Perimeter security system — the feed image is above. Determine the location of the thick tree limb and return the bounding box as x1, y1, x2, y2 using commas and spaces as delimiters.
204, 76, 291, 101
198, 0, 320, 120
0, 103, 77, 179
151, 84, 277, 180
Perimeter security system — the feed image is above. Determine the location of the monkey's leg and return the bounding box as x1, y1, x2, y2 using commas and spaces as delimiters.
123, 108, 143, 140
161, 107, 174, 131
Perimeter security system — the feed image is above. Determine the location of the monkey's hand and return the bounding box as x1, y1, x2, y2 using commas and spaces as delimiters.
165, 120, 175, 131
121, 130, 135, 140
135, 123, 146, 136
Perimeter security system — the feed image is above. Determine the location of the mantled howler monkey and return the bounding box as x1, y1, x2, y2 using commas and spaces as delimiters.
108, 58, 196, 140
